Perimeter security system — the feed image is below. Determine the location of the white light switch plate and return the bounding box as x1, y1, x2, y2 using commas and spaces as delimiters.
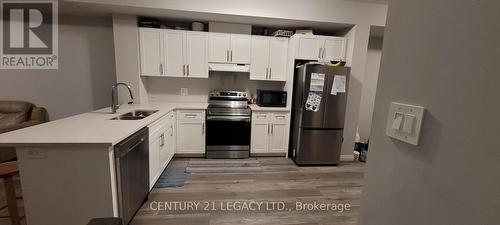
386, 102, 425, 146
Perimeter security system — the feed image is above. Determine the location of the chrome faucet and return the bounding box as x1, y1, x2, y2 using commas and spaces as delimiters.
111, 83, 134, 113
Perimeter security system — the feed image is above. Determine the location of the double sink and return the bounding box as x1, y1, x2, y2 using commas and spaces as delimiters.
110, 110, 158, 120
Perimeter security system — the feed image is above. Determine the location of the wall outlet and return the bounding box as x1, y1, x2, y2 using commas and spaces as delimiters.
180, 88, 188, 96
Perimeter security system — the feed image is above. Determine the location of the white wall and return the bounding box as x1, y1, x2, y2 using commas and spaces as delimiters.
357, 36, 383, 142
112, 14, 148, 104
359, 1, 500, 225
339, 24, 371, 159
0, 16, 116, 120
148, 73, 283, 102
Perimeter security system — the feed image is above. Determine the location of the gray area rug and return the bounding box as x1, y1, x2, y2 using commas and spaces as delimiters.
186, 158, 262, 173
154, 164, 187, 188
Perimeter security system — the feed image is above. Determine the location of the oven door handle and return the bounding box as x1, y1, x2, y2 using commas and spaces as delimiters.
207, 116, 251, 121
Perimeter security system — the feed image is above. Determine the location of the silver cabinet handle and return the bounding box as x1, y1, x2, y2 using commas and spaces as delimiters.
230, 50, 233, 62
322, 48, 326, 58
269, 67, 272, 80
159, 64, 163, 75
170, 125, 174, 137
185, 114, 197, 118
226, 50, 229, 62
202, 122, 205, 135
267, 123, 270, 135
265, 68, 268, 79
160, 134, 165, 147
187, 64, 190, 76
183, 64, 185, 75
318, 48, 322, 58
271, 124, 274, 135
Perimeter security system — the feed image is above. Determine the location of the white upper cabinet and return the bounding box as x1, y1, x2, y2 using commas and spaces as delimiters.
250, 36, 270, 81
209, 33, 251, 63
268, 37, 288, 81
164, 30, 184, 77
250, 36, 288, 81
229, 34, 251, 64
185, 32, 209, 78
323, 37, 346, 61
139, 28, 163, 76
208, 33, 231, 63
296, 36, 321, 60
294, 35, 347, 61
140, 29, 209, 78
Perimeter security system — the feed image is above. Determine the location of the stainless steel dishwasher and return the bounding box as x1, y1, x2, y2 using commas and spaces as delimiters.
114, 127, 149, 225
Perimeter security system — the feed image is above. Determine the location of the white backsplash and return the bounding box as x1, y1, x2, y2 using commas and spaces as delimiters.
146, 72, 284, 102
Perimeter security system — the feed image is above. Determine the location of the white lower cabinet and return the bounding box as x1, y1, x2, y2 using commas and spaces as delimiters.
148, 111, 176, 189
176, 110, 206, 154
251, 112, 289, 154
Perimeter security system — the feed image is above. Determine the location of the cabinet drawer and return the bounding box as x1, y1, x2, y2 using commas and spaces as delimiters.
148, 114, 169, 137
177, 110, 205, 121
272, 113, 289, 123
252, 113, 270, 122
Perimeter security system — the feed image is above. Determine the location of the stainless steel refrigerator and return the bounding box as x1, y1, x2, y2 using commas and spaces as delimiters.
291, 64, 350, 165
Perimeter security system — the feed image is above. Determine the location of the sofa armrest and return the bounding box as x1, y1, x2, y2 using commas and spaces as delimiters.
0, 120, 43, 134
30, 106, 48, 122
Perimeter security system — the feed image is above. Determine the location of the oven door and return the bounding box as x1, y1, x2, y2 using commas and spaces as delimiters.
206, 115, 251, 158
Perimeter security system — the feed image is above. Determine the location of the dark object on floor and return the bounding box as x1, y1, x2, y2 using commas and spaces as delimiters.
355, 140, 369, 162
154, 164, 188, 188
359, 150, 368, 162
186, 158, 261, 173
0, 161, 22, 225
0, 101, 48, 162
87, 218, 122, 225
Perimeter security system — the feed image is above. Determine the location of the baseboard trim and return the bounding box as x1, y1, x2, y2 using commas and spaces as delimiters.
340, 154, 355, 162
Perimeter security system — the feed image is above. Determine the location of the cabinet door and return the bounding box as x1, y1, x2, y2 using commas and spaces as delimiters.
159, 132, 169, 171
166, 123, 176, 160
323, 38, 346, 61
176, 121, 205, 153
251, 122, 270, 153
149, 137, 161, 189
269, 123, 288, 153
139, 28, 163, 76
268, 37, 288, 81
209, 33, 230, 63
165, 30, 185, 77
230, 34, 251, 64
249, 36, 269, 81
185, 32, 209, 78
295, 36, 321, 60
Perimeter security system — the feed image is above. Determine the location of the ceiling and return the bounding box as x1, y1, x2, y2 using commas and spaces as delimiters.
60, 1, 355, 33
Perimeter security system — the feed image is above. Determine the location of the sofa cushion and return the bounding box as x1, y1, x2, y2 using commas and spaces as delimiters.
0, 101, 32, 128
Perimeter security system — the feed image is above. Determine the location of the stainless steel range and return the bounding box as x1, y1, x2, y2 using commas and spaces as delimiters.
206, 90, 251, 159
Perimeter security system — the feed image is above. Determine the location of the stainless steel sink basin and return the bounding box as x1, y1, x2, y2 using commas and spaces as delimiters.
110, 110, 158, 120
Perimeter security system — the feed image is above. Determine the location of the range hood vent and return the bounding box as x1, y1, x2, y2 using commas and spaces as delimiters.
209, 63, 250, 73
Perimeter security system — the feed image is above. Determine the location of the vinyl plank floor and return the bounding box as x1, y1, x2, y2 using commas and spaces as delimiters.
132, 157, 365, 225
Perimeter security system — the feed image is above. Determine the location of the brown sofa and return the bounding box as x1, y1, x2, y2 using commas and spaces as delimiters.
0, 101, 48, 162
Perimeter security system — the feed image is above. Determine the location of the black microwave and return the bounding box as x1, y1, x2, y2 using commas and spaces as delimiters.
257, 90, 287, 107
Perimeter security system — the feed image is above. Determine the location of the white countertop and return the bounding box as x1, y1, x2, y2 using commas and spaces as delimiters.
0, 102, 208, 147
249, 104, 291, 112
